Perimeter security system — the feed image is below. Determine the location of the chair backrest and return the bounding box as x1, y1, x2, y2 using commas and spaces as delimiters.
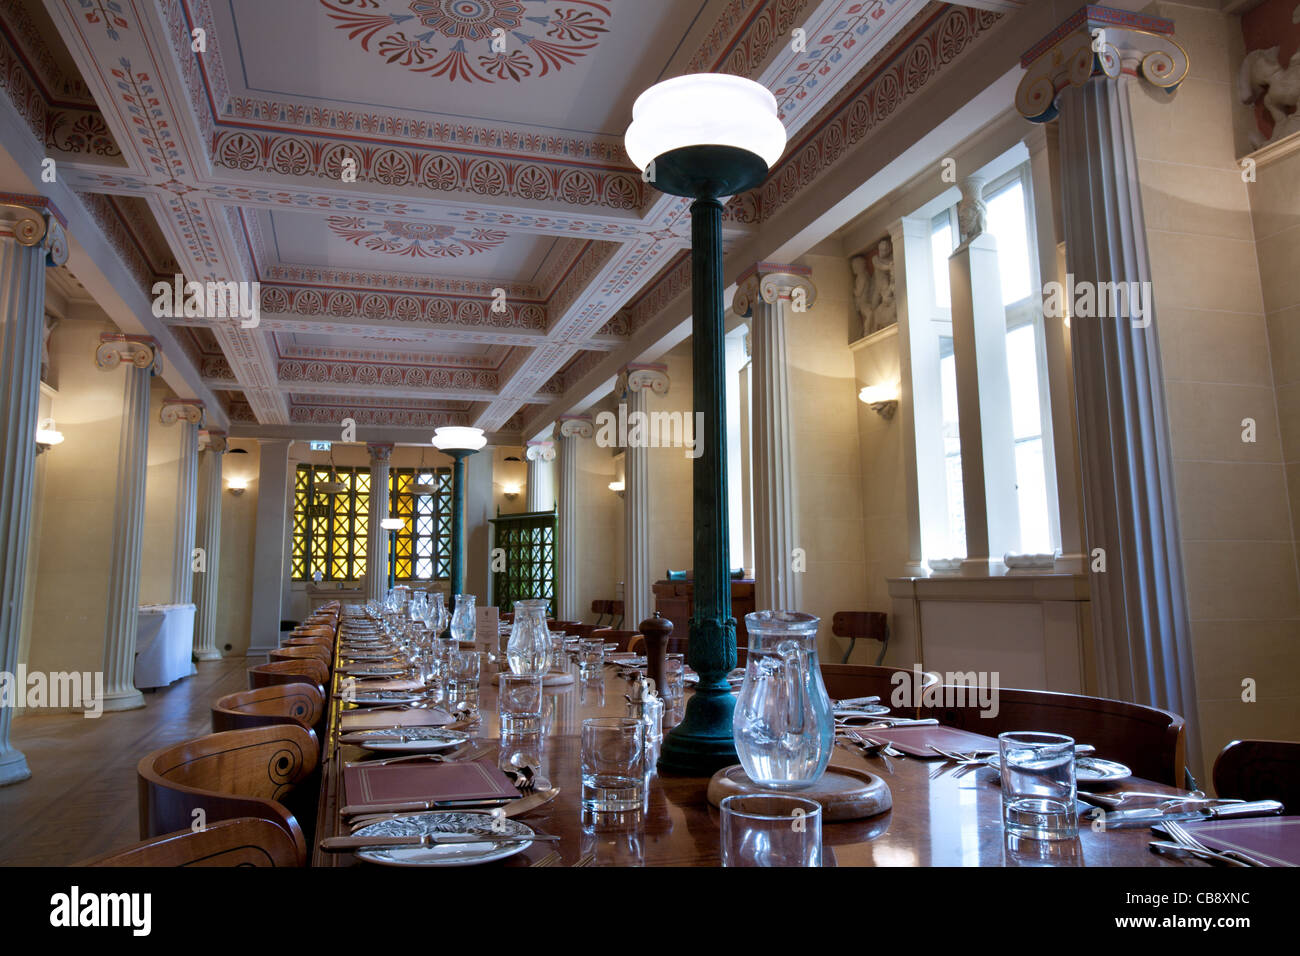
921, 687, 1185, 786
212, 683, 325, 733
284, 635, 333, 649
593, 628, 644, 653
81, 817, 304, 867
248, 659, 328, 692
1213, 739, 1300, 811
831, 611, 888, 640
818, 664, 939, 716
270, 645, 332, 668
137, 725, 318, 859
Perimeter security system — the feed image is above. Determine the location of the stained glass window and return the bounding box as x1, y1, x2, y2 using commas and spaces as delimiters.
291, 464, 370, 581
387, 468, 454, 582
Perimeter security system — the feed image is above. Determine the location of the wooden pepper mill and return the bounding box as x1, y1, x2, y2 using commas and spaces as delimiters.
638, 611, 673, 696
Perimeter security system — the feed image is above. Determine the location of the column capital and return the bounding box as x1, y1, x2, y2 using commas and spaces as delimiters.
732, 262, 816, 317
202, 430, 228, 453
1016, 5, 1188, 123
619, 363, 669, 396
0, 196, 69, 266
161, 398, 205, 427
96, 334, 161, 374
525, 439, 556, 462
367, 442, 394, 464
555, 415, 594, 440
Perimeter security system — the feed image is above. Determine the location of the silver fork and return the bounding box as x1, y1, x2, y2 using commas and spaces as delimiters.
571, 850, 596, 867
1165, 822, 1267, 867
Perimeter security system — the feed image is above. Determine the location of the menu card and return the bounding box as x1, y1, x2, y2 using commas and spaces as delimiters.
343, 759, 517, 808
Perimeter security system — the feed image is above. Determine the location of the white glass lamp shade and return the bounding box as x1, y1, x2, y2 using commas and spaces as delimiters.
431, 426, 487, 451
624, 74, 786, 172
380, 517, 405, 531
859, 383, 900, 405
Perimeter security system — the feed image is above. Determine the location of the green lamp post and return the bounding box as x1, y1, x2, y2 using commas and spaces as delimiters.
431, 426, 487, 597
380, 517, 404, 592
625, 74, 787, 775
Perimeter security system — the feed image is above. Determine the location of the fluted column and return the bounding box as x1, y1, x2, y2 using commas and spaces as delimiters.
554, 416, 593, 620
364, 443, 393, 602
0, 199, 67, 784
193, 430, 226, 661
525, 439, 555, 512
619, 365, 669, 628
162, 399, 204, 605
733, 264, 814, 612
1018, 8, 1200, 761
97, 334, 161, 712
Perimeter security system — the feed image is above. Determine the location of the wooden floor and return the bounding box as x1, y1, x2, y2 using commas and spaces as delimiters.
0, 657, 252, 865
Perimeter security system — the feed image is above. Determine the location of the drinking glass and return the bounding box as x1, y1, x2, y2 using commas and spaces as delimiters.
663, 653, 685, 700
719, 794, 823, 867
499, 674, 543, 734
999, 731, 1078, 840
581, 717, 646, 812
548, 635, 568, 673
579, 639, 605, 678
447, 650, 481, 708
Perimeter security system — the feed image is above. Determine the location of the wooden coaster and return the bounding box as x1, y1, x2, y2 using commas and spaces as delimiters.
707, 764, 892, 821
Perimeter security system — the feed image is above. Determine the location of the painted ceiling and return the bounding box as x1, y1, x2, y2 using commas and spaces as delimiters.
2, 0, 1020, 440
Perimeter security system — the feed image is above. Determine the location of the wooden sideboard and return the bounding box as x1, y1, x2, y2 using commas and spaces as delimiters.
651, 577, 756, 652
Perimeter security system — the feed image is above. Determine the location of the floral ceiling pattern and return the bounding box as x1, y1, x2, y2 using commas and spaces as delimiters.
326, 215, 509, 258
321, 0, 612, 83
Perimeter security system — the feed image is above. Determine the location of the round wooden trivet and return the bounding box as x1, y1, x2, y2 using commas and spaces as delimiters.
707, 764, 892, 821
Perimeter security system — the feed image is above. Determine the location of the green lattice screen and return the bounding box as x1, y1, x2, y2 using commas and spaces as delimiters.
291, 464, 370, 581
491, 510, 557, 616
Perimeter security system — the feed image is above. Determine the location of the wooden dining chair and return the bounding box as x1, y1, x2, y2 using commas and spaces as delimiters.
270, 645, 332, 669
831, 611, 889, 664
248, 659, 328, 693
137, 725, 318, 863
921, 687, 1186, 786
283, 634, 333, 650
819, 664, 940, 717
80, 817, 305, 867
1213, 739, 1300, 811
212, 683, 325, 734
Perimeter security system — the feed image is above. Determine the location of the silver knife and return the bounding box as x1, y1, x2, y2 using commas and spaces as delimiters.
1094, 799, 1283, 829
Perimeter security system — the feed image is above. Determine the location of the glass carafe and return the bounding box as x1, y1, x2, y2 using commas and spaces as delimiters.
450, 594, 476, 644
733, 611, 833, 789
507, 599, 551, 676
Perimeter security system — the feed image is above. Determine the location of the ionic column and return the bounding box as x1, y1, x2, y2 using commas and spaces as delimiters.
525, 439, 555, 512
1018, 9, 1200, 758
619, 365, 669, 627
364, 443, 393, 602
193, 430, 226, 661
733, 264, 814, 612
97, 334, 161, 712
0, 199, 67, 784
162, 399, 204, 605
554, 416, 593, 620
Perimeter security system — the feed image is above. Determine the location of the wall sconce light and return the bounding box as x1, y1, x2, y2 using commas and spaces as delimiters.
608, 480, 625, 499
34, 418, 64, 455
503, 483, 521, 501
227, 477, 249, 496
859, 383, 900, 422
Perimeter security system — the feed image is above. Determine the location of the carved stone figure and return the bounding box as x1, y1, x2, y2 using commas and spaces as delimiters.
957, 177, 987, 244
850, 238, 897, 337
1239, 46, 1300, 148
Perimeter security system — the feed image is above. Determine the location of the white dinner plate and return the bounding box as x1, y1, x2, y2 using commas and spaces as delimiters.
353, 811, 535, 867
352, 727, 469, 753
834, 704, 892, 718
346, 691, 425, 705
341, 664, 408, 677
986, 753, 1132, 785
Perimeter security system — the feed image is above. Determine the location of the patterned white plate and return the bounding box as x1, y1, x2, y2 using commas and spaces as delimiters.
346, 690, 425, 705
353, 811, 535, 867
352, 726, 469, 753
342, 663, 408, 677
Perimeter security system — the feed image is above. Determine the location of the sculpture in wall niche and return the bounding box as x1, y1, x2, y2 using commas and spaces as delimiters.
1239, 45, 1300, 147
40, 314, 56, 385
850, 237, 896, 338
957, 183, 987, 245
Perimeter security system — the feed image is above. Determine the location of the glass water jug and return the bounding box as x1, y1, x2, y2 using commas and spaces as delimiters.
507, 599, 551, 676
733, 611, 834, 789
450, 593, 476, 645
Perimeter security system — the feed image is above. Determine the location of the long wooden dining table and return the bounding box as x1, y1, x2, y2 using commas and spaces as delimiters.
313, 643, 1190, 867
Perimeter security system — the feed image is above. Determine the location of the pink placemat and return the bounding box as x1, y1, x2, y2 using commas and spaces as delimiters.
1165, 816, 1300, 866
840, 723, 1000, 758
